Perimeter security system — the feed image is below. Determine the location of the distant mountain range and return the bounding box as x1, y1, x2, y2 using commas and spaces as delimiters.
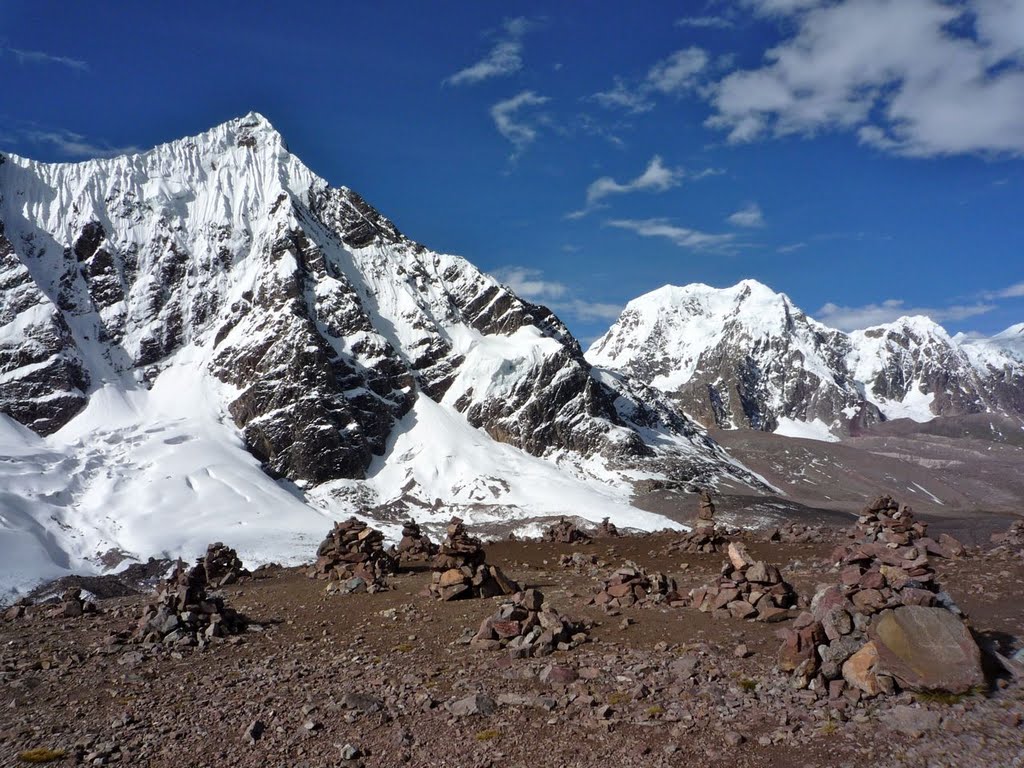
587, 280, 1024, 441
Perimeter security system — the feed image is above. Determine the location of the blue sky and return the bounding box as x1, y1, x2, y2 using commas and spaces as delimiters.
2, 0, 1022, 342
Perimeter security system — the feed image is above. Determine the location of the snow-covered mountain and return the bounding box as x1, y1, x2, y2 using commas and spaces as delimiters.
0, 113, 762, 598
587, 280, 1024, 440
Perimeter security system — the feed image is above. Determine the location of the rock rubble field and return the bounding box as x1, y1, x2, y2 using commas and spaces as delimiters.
2, 505, 1023, 768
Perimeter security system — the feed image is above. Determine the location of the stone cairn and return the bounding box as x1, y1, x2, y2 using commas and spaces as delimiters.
558, 551, 602, 571
427, 517, 520, 601
688, 542, 798, 622
470, 588, 591, 657
777, 495, 983, 697
200, 542, 249, 588
308, 517, 396, 593
132, 561, 245, 646
544, 518, 592, 544
591, 562, 683, 610
395, 518, 437, 562
49, 587, 97, 619
833, 494, 965, 559
597, 517, 620, 537
666, 488, 729, 553
766, 523, 829, 544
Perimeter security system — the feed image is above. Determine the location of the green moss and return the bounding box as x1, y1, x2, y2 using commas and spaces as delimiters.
17, 748, 67, 763
475, 729, 500, 741
646, 704, 664, 716
739, 678, 758, 692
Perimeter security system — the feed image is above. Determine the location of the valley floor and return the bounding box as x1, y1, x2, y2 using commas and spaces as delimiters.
2, 528, 1023, 768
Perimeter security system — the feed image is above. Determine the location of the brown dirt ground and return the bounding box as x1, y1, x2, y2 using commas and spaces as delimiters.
1, 529, 1022, 768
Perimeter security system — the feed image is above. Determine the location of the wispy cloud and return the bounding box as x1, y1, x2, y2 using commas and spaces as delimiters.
21, 128, 139, 158
2, 45, 87, 71
816, 298, 995, 331
492, 265, 622, 322
706, 0, 1024, 157
566, 156, 684, 219
728, 202, 765, 228
776, 242, 806, 254
980, 281, 1024, 300
593, 47, 709, 114
490, 90, 550, 158
606, 217, 736, 251
445, 17, 530, 86
492, 266, 567, 302
675, 15, 735, 29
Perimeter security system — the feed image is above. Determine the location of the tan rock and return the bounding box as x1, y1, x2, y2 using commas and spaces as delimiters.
842, 641, 881, 696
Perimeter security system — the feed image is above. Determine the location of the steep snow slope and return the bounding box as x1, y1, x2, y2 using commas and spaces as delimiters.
589, 281, 1023, 438
0, 114, 759, 598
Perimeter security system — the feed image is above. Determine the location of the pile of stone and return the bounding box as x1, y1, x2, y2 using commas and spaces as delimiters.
427, 518, 520, 601
591, 562, 682, 609
544, 518, 592, 544
989, 519, 1024, 558
667, 526, 729, 554
688, 543, 798, 622
198, 542, 249, 588
3, 589, 98, 621
696, 488, 716, 526
470, 588, 590, 657
132, 562, 245, 646
766, 523, 829, 544
835, 495, 965, 559
308, 517, 397, 592
777, 495, 984, 696
558, 552, 602, 571
395, 518, 437, 562
596, 517, 620, 537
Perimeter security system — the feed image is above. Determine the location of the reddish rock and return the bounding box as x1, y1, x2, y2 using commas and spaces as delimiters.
870, 606, 985, 694
842, 641, 882, 696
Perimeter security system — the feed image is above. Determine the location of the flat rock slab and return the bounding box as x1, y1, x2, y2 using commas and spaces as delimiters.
870, 606, 984, 694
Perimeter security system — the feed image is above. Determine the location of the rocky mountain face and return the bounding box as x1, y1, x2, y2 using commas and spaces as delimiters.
0, 113, 753, 493
587, 281, 1023, 437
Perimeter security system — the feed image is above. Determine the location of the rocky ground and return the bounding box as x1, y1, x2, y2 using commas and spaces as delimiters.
2, 518, 1023, 768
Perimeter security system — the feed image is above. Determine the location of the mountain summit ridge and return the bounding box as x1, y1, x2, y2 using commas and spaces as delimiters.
588, 280, 1024, 437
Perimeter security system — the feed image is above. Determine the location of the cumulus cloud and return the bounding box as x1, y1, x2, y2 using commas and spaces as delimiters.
490, 91, 550, 157
566, 156, 684, 218
728, 202, 765, 227
593, 47, 709, 113
606, 218, 736, 251
2, 45, 87, 71
706, 0, 1024, 156
445, 17, 530, 86
816, 298, 996, 331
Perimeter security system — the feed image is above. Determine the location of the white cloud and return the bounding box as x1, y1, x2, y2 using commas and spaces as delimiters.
776, 242, 806, 253
567, 156, 684, 218
706, 0, 1024, 157
491, 266, 622, 322
561, 298, 623, 322
816, 298, 996, 331
3, 45, 87, 71
728, 202, 765, 227
23, 129, 139, 158
676, 15, 735, 29
646, 48, 710, 94
982, 280, 1024, 300
492, 267, 567, 302
593, 47, 709, 113
490, 91, 550, 157
606, 217, 736, 251
445, 17, 530, 86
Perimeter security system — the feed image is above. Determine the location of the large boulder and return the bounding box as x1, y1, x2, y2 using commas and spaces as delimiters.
870, 606, 984, 694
